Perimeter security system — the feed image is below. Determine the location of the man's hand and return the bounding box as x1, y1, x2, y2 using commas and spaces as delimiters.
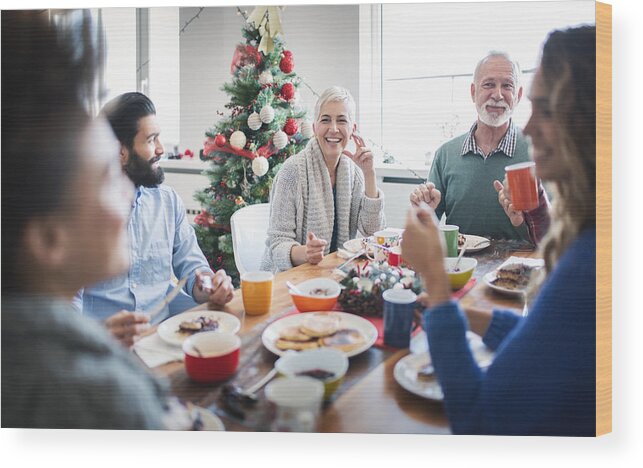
410, 182, 442, 210
104, 310, 150, 348
305, 231, 327, 265
197, 269, 234, 306
494, 179, 524, 227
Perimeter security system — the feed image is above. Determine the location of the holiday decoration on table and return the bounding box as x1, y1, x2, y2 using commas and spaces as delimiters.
194, 7, 311, 285
337, 261, 423, 318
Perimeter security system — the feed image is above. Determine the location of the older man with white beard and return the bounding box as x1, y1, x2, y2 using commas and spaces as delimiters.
410, 52, 549, 242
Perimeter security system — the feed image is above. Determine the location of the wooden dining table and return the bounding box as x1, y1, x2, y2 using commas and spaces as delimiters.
152, 240, 538, 433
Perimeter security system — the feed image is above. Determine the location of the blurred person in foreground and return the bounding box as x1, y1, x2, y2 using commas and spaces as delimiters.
1, 10, 191, 429
402, 26, 596, 435
261, 86, 385, 272
74, 92, 234, 347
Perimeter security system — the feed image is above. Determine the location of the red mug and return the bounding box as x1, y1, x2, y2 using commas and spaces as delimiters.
183, 331, 240, 383
505, 162, 539, 211
388, 246, 402, 267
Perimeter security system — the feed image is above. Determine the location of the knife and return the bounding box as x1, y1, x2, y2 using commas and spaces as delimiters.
148, 276, 188, 320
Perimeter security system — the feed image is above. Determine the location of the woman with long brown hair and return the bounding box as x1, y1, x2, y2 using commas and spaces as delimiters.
402, 25, 596, 435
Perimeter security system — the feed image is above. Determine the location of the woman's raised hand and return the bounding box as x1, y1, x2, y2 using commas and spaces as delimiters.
343, 134, 374, 174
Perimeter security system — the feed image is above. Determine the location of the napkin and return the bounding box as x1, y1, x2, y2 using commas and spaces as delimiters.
133, 332, 184, 368
499, 256, 545, 269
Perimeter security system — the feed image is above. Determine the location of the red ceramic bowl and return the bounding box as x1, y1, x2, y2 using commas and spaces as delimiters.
182, 331, 240, 383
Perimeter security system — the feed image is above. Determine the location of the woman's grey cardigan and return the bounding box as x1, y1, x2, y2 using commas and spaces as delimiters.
260, 138, 385, 272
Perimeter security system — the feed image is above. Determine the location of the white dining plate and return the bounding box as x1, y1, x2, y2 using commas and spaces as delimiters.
483, 256, 544, 296
191, 406, 225, 431
395, 333, 495, 401
483, 271, 527, 296
458, 234, 491, 253
262, 311, 378, 358
157, 310, 241, 347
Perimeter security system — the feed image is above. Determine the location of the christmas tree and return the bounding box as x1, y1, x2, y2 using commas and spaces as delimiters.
194, 7, 312, 284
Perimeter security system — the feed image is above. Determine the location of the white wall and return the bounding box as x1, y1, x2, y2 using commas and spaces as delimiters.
149, 7, 181, 150
101, 8, 137, 104
178, 5, 359, 154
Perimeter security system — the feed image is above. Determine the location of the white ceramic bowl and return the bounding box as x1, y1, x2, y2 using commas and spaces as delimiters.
275, 347, 349, 400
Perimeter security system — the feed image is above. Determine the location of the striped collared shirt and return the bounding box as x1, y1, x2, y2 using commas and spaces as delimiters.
461, 119, 518, 159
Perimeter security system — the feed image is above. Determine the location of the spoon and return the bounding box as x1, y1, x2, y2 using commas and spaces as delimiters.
286, 281, 305, 296
452, 244, 467, 271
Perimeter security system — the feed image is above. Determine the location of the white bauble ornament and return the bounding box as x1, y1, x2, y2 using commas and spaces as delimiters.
229, 130, 247, 149
258, 70, 273, 85
259, 105, 275, 124
247, 112, 262, 131
252, 156, 269, 177
300, 121, 314, 139
272, 130, 288, 150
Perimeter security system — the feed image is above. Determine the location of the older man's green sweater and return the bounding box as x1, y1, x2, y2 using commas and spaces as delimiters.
428, 130, 531, 241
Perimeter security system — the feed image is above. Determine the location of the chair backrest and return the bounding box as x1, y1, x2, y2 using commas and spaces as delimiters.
230, 203, 270, 276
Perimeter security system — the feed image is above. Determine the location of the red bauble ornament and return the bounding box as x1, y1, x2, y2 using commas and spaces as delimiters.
280, 82, 295, 101
279, 56, 294, 74
215, 134, 226, 147
283, 118, 298, 136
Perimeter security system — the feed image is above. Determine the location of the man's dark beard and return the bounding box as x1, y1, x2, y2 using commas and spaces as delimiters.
123, 149, 165, 187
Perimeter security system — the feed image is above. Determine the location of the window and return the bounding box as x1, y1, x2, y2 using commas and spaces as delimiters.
360, 1, 596, 174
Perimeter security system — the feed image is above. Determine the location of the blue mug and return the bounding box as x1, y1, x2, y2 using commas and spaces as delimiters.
382, 289, 418, 348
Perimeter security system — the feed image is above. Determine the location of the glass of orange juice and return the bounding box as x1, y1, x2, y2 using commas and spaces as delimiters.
241, 271, 274, 316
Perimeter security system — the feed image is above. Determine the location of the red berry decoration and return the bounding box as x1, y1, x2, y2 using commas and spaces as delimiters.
280, 82, 295, 101
283, 118, 298, 136
215, 134, 226, 147
279, 55, 294, 74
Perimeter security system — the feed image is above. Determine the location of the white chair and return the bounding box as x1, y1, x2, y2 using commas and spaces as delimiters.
230, 203, 270, 276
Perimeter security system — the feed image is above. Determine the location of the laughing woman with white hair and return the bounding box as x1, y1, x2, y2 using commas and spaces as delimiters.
261, 86, 385, 272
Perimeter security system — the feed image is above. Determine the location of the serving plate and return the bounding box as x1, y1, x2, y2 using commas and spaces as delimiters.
262, 311, 378, 357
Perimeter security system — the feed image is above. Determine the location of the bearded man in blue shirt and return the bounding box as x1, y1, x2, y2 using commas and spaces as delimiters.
75, 92, 234, 346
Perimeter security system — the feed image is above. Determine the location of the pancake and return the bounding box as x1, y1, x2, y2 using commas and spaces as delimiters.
319, 328, 365, 353
275, 338, 320, 351
300, 313, 340, 338
280, 326, 314, 342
